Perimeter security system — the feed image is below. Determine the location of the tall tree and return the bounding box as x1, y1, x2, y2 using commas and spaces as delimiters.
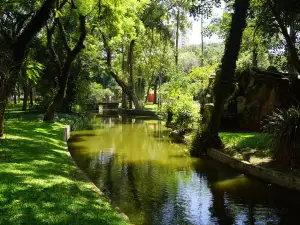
0, 0, 57, 136
44, 0, 87, 121
191, 0, 250, 156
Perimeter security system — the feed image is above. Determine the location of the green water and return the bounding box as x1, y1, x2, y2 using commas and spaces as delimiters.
68, 117, 300, 225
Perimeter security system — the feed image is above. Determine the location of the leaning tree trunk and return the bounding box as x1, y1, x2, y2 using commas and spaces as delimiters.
44, 14, 86, 122
103, 35, 142, 110
191, 0, 250, 156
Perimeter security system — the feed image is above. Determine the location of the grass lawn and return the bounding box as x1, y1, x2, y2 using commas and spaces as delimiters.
0, 112, 128, 225
219, 132, 273, 165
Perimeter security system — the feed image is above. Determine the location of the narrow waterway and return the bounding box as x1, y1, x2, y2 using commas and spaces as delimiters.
68, 117, 300, 225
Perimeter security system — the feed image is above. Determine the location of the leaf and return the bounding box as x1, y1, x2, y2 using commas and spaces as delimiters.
54, 9, 63, 18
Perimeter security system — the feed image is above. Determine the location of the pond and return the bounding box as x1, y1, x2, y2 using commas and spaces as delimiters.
68, 116, 300, 225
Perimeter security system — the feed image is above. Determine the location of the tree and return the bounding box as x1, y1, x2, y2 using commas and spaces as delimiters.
0, 0, 58, 136
43, 0, 88, 121
266, 0, 300, 74
191, 0, 250, 156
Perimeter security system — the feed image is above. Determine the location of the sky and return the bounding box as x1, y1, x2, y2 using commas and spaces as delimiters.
187, 4, 225, 45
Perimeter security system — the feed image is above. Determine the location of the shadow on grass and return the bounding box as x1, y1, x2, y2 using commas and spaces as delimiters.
220, 132, 273, 162
0, 115, 127, 225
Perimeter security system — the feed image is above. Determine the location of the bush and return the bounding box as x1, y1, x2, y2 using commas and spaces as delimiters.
263, 107, 300, 168
162, 94, 199, 136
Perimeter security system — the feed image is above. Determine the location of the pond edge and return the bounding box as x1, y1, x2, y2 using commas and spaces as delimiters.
63, 125, 131, 224
207, 148, 300, 192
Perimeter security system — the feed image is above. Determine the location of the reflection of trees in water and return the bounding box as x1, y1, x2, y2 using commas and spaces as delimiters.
69, 118, 300, 225
193, 159, 300, 225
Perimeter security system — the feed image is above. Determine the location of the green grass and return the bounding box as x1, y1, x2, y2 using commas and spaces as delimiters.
220, 132, 271, 150
220, 132, 273, 165
143, 103, 158, 111
0, 113, 128, 225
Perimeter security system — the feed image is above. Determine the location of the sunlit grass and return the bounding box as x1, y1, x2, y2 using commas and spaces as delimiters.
143, 103, 158, 111
0, 113, 128, 225
220, 132, 271, 150
219, 132, 273, 165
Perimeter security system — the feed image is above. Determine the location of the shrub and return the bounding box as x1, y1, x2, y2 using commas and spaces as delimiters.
162, 93, 199, 136
263, 107, 300, 168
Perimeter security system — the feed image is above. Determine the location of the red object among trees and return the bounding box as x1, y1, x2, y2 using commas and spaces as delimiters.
148, 93, 154, 103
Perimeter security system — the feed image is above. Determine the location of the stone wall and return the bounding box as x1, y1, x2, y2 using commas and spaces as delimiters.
207, 149, 300, 192
222, 69, 299, 130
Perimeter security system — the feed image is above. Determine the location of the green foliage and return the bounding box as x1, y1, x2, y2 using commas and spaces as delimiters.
73, 81, 114, 112
161, 72, 199, 135
263, 107, 300, 167
187, 64, 216, 98
25, 61, 45, 84
171, 96, 199, 135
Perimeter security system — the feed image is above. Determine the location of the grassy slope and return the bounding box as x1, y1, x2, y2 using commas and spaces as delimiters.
219, 132, 273, 165
0, 113, 128, 225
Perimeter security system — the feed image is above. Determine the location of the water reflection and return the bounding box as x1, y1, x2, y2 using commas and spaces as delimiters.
68, 117, 300, 225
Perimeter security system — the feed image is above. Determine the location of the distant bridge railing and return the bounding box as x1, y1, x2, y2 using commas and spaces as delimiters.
98, 102, 120, 114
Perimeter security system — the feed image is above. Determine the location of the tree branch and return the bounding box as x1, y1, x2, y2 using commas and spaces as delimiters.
12, 0, 56, 63
56, 18, 71, 53
46, 24, 62, 73
267, 0, 300, 74
68, 15, 86, 62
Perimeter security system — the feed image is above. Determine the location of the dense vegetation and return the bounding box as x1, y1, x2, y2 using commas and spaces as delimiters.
1, 0, 300, 224
0, 0, 300, 187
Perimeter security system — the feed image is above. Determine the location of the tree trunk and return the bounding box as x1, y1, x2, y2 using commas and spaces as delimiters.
44, 14, 86, 122
0, 102, 5, 138
252, 48, 258, 68
122, 91, 127, 109
8, 0, 56, 94
29, 88, 34, 107
268, 0, 300, 74
44, 81, 66, 121
144, 72, 156, 103
145, 85, 151, 103
103, 34, 142, 110
17, 85, 21, 103
200, 14, 204, 67
287, 20, 297, 74
128, 40, 141, 109
154, 81, 158, 104
22, 86, 29, 111
0, 0, 56, 136
175, 8, 180, 66
191, 0, 250, 156
129, 98, 133, 109
13, 91, 17, 104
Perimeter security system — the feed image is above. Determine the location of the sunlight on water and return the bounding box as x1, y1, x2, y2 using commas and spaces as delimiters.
69, 117, 300, 225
